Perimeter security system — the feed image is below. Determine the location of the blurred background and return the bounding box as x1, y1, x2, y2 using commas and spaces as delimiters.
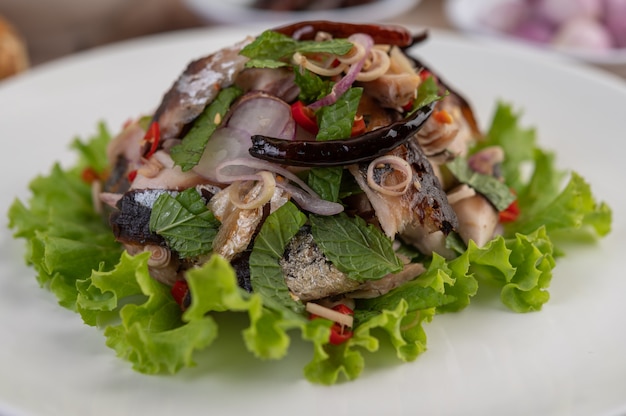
0, 0, 625, 80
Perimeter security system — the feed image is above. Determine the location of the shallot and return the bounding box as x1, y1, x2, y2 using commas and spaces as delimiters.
482, 0, 625, 52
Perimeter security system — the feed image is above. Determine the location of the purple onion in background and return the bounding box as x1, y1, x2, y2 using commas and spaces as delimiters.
552, 16, 613, 49
535, 0, 603, 24
482, 0, 626, 51
510, 16, 556, 43
605, 0, 626, 47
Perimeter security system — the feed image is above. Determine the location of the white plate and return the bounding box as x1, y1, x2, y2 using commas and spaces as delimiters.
1, 25, 626, 416
445, 0, 626, 65
183, 0, 421, 24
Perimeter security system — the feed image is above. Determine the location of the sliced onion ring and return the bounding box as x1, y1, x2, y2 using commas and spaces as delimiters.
366, 155, 413, 196
293, 51, 347, 77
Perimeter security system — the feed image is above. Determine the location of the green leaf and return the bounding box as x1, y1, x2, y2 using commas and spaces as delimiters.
69, 122, 112, 174
249, 201, 308, 317
307, 167, 343, 202
294, 68, 333, 103
309, 213, 403, 282
415, 76, 442, 108
170, 86, 243, 171
358, 252, 477, 314
245, 59, 289, 69
240, 30, 298, 61
408, 76, 447, 114
446, 157, 516, 211
149, 188, 220, 258
8, 128, 122, 309
506, 172, 612, 238
240, 30, 352, 68
476, 102, 537, 192
91, 251, 217, 374
316, 87, 363, 141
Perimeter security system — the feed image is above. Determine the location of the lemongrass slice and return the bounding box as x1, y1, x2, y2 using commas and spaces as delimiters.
306, 302, 354, 328
366, 155, 413, 196
355, 48, 391, 82
337, 41, 365, 65
292, 51, 347, 77
228, 170, 276, 210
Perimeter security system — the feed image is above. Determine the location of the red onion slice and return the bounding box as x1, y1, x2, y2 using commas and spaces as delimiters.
225, 92, 296, 139
308, 33, 374, 111
193, 92, 295, 182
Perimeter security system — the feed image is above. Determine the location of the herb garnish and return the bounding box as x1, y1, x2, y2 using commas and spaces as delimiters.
240, 30, 353, 68
149, 188, 220, 258
170, 86, 243, 171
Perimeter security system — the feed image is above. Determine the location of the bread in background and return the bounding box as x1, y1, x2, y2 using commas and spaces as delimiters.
0, 16, 29, 79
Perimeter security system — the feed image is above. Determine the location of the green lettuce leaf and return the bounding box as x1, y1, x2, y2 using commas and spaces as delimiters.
8, 130, 122, 309
7, 99, 613, 386
79, 251, 218, 374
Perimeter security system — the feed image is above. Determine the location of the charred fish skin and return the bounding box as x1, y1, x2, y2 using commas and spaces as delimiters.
348, 140, 457, 256
109, 189, 172, 246
406, 140, 458, 235
281, 227, 360, 302
152, 38, 252, 141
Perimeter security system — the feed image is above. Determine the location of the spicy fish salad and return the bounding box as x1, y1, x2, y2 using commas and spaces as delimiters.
8, 21, 612, 384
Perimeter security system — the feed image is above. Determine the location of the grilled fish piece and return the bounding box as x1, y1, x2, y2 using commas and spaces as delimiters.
208, 180, 289, 261
349, 140, 457, 254
281, 227, 360, 302
152, 38, 252, 141
109, 189, 171, 246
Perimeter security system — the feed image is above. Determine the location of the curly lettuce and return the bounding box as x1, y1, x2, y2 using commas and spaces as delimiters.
7, 102, 612, 385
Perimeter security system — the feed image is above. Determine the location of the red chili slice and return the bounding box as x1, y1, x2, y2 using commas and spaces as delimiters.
499, 199, 520, 223
143, 121, 161, 158
80, 167, 100, 184
171, 279, 190, 311
329, 323, 353, 345
291, 101, 319, 135
309, 304, 354, 345
351, 115, 366, 137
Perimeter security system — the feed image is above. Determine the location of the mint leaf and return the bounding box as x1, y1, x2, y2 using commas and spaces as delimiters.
307, 167, 343, 202
408, 76, 447, 115
316, 87, 363, 141
244, 59, 289, 69
249, 201, 308, 317
296, 39, 354, 55
170, 86, 242, 171
309, 213, 402, 281
446, 157, 516, 211
294, 68, 333, 103
240, 30, 352, 68
149, 188, 220, 258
